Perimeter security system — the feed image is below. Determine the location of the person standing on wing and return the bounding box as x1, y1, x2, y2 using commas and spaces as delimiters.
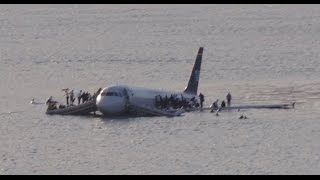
199, 93, 204, 109
77, 90, 82, 105
70, 90, 75, 105
226, 92, 232, 107
210, 99, 219, 112
63, 89, 69, 105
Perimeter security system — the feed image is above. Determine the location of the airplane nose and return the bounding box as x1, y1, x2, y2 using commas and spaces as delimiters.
96, 95, 127, 115
96, 95, 106, 110
96, 95, 112, 112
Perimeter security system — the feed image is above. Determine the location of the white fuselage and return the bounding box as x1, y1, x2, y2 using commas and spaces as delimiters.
96, 85, 198, 115
96, 47, 204, 116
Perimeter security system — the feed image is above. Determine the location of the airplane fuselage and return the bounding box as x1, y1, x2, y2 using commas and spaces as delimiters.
96, 47, 204, 116
96, 85, 198, 115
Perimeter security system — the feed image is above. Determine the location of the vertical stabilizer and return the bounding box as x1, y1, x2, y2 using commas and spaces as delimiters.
183, 47, 203, 95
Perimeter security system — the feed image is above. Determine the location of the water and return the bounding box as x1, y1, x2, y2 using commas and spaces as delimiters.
1, 4, 320, 174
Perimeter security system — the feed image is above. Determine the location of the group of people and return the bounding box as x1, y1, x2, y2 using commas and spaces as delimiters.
211, 92, 232, 111
46, 88, 102, 111
63, 89, 93, 106
154, 92, 206, 110
155, 94, 200, 110
46, 96, 62, 110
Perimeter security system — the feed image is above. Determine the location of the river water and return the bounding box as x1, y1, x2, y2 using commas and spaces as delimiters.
1, 4, 320, 174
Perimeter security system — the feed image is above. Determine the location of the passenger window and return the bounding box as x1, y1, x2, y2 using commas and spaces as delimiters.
101, 92, 122, 97
106, 92, 114, 96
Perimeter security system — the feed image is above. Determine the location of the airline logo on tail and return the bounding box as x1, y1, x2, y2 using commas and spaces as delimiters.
195, 70, 200, 82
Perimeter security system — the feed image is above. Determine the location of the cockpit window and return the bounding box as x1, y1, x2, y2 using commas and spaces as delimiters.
101, 92, 122, 97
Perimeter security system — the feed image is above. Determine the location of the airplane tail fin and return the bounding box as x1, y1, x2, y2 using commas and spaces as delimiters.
183, 47, 203, 95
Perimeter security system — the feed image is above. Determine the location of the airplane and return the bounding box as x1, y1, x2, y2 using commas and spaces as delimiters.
45, 46, 294, 116
96, 47, 204, 116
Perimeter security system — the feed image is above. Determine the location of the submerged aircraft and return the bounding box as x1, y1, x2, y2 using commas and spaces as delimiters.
45, 46, 294, 116
96, 47, 204, 116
